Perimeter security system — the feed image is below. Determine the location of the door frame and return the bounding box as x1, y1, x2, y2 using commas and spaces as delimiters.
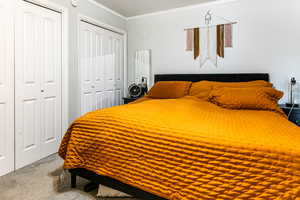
16, 0, 69, 136
77, 14, 127, 116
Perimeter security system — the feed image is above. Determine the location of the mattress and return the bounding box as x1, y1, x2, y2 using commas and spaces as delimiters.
59, 96, 300, 200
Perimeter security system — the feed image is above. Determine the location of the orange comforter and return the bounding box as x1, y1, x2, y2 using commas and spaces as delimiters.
59, 96, 300, 200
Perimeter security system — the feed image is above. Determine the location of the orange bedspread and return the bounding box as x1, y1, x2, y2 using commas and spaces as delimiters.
59, 96, 300, 200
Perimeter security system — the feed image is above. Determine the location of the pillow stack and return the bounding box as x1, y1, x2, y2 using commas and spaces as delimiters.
208, 87, 284, 114
147, 81, 192, 99
146, 80, 284, 114
189, 80, 273, 100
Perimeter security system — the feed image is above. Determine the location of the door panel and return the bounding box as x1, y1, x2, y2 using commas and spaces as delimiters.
44, 97, 56, 142
83, 92, 95, 113
104, 91, 114, 108
114, 38, 123, 85
15, 1, 62, 169
95, 32, 105, 92
40, 9, 62, 158
115, 89, 122, 106
94, 30, 105, 110
104, 36, 115, 92
95, 92, 104, 110
113, 37, 123, 106
16, 2, 43, 169
80, 24, 96, 115
0, 104, 6, 155
82, 29, 94, 90
80, 21, 124, 115
23, 99, 40, 151
0, 0, 14, 176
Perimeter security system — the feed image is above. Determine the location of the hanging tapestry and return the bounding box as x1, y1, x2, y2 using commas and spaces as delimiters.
186, 29, 194, 51
184, 11, 236, 67
225, 24, 233, 48
217, 24, 225, 58
193, 28, 200, 60
199, 26, 217, 68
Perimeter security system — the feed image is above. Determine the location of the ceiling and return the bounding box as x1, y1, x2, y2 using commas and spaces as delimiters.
94, 0, 217, 17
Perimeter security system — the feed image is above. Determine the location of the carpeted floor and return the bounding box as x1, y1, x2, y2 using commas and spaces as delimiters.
0, 154, 139, 200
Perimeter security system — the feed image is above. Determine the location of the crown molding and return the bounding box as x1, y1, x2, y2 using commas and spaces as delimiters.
88, 0, 237, 21
87, 0, 127, 20
127, 0, 237, 20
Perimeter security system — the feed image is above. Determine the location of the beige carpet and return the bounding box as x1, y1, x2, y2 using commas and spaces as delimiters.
0, 154, 139, 200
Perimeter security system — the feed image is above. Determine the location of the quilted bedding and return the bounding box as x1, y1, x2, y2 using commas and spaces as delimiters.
59, 96, 300, 200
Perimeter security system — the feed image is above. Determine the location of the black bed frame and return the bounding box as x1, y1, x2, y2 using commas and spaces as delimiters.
69, 73, 270, 199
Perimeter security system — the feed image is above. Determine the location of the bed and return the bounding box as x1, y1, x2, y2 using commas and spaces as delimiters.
60, 73, 300, 200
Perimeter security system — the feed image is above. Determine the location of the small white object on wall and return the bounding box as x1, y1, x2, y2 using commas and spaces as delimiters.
71, 0, 78, 7
135, 50, 151, 86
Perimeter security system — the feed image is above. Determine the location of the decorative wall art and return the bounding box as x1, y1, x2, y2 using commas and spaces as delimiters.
185, 11, 237, 68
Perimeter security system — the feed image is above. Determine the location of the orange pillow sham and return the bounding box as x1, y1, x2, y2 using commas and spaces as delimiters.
208, 87, 284, 114
189, 80, 273, 100
147, 81, 192, 99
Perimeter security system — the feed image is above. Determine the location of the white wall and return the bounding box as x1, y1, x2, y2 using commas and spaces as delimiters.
127, 0, 300, 103
45, 0, 127, 122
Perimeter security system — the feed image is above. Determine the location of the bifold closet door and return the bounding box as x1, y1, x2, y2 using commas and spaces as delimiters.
0, 0, 14, 176
15, 1, 62, 169
80, 21, 124, 115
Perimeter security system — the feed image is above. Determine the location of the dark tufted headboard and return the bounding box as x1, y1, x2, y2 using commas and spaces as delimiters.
154, 73, 269, 83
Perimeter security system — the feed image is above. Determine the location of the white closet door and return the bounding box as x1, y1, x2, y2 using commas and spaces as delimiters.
80, 22, 99, 114
15, 1, 62, 169
112, 36, 124, 106
103, 35, 116, 108
94, 31, 105, 110
0, 0, 14, 176
103, 32, 123, 107
80, 21, 124, 115
40, 6, 62, 159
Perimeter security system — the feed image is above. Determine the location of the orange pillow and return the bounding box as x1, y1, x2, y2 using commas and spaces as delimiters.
147, 81, 192, 99
189, 80, 273, 100
208, 87, 284, 114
